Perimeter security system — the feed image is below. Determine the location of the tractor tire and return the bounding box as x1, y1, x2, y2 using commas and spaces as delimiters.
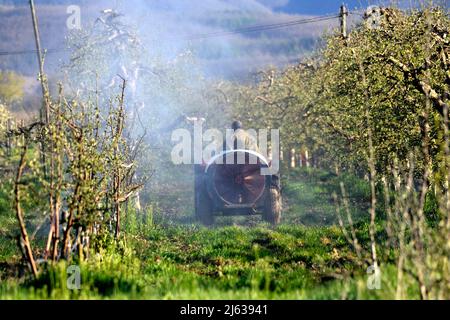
195, 177, 215, 226
263, 187, 282, 225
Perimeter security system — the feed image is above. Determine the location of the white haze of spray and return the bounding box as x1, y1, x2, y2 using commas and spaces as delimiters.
58, 0, 337, 136
63, 0, 339, 79
50, 1, 338, 203
0, 0, 342, 117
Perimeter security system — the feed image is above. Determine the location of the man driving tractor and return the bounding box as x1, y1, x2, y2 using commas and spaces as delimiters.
223, 120, 281, 193
194, 119, 282, 226
223, 120, 259, 153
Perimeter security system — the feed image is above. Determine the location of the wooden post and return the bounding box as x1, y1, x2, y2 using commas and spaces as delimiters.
340, 4, 348, 39
305, 149, 310, 167
298, 150, 302, 167
29, 0, 50, 123
6, 119, 12, 156
114, 78, 126, 239
115, 169, 121, 238
290, 148, 296, 168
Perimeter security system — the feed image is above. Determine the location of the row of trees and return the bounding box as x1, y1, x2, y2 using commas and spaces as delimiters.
0, 8, 232, 276
227, 5, 449, 299
0, 11, 152, 272
230, 6, 449, 178
0, 77, 148, 277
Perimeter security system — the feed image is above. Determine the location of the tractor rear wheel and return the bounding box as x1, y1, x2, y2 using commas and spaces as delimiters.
195, 171, 215, 226
263, 187, 282, 225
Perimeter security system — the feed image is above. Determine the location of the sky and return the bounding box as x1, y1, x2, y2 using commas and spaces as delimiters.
267, 0, 383, 14
253, 0, 419, 14
265, 0, 448, 14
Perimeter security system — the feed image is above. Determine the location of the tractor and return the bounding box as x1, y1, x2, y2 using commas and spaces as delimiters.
194, 149, 282, 225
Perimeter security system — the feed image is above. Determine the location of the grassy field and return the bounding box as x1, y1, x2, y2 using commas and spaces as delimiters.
0, 168, 419, 299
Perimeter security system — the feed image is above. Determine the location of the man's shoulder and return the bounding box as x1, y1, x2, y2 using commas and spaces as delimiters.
234, 129, 256, 138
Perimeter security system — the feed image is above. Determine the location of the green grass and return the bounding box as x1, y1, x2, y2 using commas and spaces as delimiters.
283, 167, 370, 226
0, 167, 419, 300
0, 225, 420, 299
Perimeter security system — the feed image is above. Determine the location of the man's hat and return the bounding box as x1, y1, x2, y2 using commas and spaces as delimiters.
231, 120, 242, 130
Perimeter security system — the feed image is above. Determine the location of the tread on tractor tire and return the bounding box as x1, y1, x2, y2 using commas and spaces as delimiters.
263, 187, 282, 225
195, 180, 215, 226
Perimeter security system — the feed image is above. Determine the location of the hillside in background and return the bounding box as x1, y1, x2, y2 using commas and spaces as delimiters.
0, 0, 366, 80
